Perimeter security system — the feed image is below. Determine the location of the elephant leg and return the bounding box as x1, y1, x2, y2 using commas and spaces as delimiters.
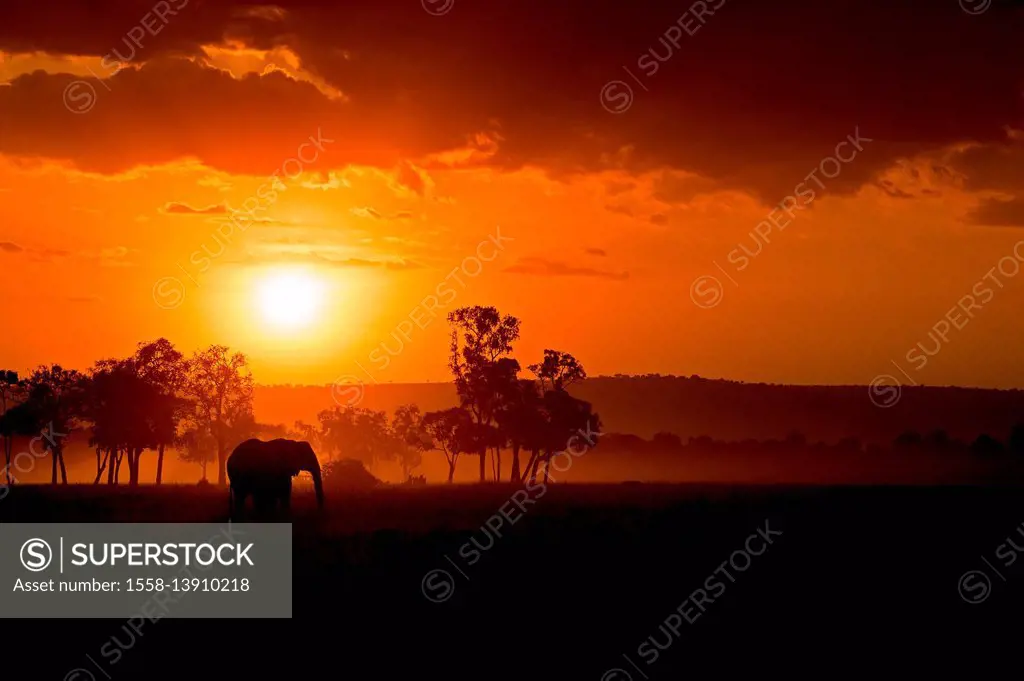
230, 484, 249, 519
253, 489, 273, 515
280, 478, 292, 511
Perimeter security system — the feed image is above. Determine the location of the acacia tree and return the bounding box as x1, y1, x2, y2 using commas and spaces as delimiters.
317, 406, 392, 470
525, 351, 597, 482
132, 339, 186, 484
448, 306, 521, 482
495, 379, 545, 483
25, 365, 85, 484
528, 349, 587, 392
183, 346, 254, 485
422, 407, 474, 483
0, 371, 25, 485
391, 404, 429, 480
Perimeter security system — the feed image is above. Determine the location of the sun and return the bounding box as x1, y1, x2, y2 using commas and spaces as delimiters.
256, 269, 325, 329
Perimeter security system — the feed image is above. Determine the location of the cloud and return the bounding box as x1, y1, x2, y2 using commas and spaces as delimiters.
163, 202, 229, 215
350, 207, 383, 220
605, 205, 635, 217
649, 213, 668, 226
388, 161, 433, 198
350, 207, 414, 221
504, 256, 628, 281
966, 197, 1024, 227
585, 247, 607, 257
0, 1, 1021, 202
0, 241, 24, 253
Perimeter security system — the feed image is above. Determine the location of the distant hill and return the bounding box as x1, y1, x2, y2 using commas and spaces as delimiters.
255, 375, 1024, 445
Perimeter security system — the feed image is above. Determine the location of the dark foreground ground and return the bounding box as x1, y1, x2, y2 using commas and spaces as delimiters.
2, 483, 1023, 679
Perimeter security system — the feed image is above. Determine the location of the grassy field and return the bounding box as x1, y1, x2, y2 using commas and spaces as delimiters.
5, 482, 1022, 678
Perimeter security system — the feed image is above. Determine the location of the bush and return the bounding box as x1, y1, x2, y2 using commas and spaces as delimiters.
320, 458, 381, 490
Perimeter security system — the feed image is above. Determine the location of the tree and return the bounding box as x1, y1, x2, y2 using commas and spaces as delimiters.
391, 404, 429, 480
132, 339, 186, 485
183, 346, 254, 485
25, 365, 85, 484
526, 351, 599, 483
422, 408, 474, 483
528, 349, 587, 392
0, 371, 25, 485
530, 389, 600, 483
317, 406, 393, 469
86, 362, 178, 486
0, 402, 39, 485
448, 306, 522, 482
495, 379, 545, 482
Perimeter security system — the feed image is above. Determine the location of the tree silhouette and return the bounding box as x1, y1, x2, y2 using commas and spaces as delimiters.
183, 346, 254, 485
25, 365, 85, 484
0, 370, 25, 485
526, 351, 599, 482
448, 306, 521, 482
132, 339, 186, 484
528, 349, 587, 392
422, 407, 474, 483
391, 404, 429, 480
495, 378, 545, 482
318, 405, 393, 470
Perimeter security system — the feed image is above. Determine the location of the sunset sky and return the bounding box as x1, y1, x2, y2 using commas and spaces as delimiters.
2, 0, 1024, 387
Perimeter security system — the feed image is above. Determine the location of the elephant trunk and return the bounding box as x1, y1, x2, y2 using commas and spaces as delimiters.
309, 463, 324, 510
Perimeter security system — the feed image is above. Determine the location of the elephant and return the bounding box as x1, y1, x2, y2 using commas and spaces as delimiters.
227, 438, 324, 517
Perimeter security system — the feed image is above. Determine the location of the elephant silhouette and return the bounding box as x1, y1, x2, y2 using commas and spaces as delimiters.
227, 438, 324, 517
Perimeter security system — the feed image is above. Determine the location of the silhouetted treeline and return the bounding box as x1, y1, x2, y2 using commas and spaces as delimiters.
0, 306, 601, 487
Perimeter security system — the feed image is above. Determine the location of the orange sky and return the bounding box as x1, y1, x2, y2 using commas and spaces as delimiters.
2, 1, 1024, 388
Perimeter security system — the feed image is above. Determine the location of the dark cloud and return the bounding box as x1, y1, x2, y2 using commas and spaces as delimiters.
350, 207, 415, 220
505, 256, 628, 280
605, 205, 635, 217
0, 241, 24, 253
649, 213, 669, 226
350, 207, 383, 219
0, 0, 1021, 201
966, 197, 1024, 227
585, 247, 607, 257
163, 201, 228, 215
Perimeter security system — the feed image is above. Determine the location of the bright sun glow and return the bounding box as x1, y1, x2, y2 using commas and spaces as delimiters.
256, 269, 325, 329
